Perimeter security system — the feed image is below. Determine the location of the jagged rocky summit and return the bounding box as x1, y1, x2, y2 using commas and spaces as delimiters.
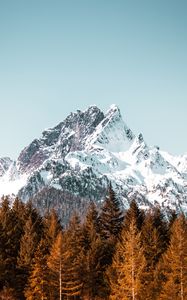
0, 104, 187, 217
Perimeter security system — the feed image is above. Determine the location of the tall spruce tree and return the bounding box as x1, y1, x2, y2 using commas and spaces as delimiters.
17, 215, 41, 299
0, 223, 6, 291
47, 231, 64, 300
61, 213, 83, 299
80, 202, 110, 299
123, 199, 144, 231
108, 213, 145, 300
24, 238, 50, 300
18, 216, 40, 269
98, 185, 124, 240
159, 214, 187, 300
140, 208, 169, 300
43, 209, 62, 250
47, 226, 83, 300
0, 197, 22, 292
12, 197, 26, 229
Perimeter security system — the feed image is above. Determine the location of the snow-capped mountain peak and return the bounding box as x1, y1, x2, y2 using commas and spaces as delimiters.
85, 104, 135, 152
0, 105, 187, 215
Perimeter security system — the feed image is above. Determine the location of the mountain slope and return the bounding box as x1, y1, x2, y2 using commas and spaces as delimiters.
0, 105, 187, 215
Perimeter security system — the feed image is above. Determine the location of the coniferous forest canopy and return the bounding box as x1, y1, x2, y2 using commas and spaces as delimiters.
0, 187, 187, 300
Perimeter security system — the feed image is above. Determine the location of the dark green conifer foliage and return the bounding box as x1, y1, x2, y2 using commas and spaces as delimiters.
123, 199, 144, 231
98, 185, 124, 239
24, 200, 43, 239
88, 186, 124, 298
12, 197, 26, 228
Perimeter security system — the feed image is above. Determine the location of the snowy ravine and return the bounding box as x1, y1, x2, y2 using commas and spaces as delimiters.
0, 104, 187, 215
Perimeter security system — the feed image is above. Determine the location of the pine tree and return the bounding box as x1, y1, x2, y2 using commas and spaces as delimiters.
47, 231, 64, 300
81, 187, 124, 299
140, 208, 169, 300
0, 223, 6, 291
61, 213, 83, 299
24, 200, 44, 239
123, 199, 144, 231
160, 214, 187, 300
12, 197, 26, 228
0, 197, 22, 292
80, 202, 98, 252
24, 238, 49, 300
47, 213, 85, 300
17, 216, 41, 299
98, 185, 124, 240
80, 203, 110, 299
18, 216, 40, 269
108, 215, 145, 300
43, 209, 62, 249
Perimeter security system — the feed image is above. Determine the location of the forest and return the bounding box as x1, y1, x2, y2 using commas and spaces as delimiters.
0, 187, 186, 300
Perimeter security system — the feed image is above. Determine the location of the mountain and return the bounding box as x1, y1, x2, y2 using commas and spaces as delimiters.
0, 157, 13, 177
0, 104, 187, 217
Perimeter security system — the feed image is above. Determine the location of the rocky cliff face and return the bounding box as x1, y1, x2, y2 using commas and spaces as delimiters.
0, 105, 187, 215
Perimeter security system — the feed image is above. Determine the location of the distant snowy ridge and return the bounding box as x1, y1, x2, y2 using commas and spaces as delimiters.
0, 104, 187, 214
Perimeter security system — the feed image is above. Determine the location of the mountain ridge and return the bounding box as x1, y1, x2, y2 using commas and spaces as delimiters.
0, 104, 186, 215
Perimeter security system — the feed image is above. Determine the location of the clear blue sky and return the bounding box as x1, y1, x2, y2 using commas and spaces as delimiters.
0, 0, 186, 159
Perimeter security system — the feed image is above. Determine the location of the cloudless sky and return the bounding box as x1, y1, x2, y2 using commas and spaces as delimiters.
0, 0, 187, 159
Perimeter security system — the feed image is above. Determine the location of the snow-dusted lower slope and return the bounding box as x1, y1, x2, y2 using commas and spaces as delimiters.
0, 105, 187, 214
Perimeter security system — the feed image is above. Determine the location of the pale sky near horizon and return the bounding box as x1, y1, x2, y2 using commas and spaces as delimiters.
0, 0, 187, 159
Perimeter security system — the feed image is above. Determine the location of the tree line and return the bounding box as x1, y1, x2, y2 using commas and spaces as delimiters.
0, 187, 186, 299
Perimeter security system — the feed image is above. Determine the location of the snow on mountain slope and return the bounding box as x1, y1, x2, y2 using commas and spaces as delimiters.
85, 105, 134, 152
0, 157, 13, 177
0, 105, 187, 214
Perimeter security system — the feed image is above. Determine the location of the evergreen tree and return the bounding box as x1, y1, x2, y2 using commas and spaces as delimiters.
24, 238, 49, 300
140, 208, 169, 300
79, 187, 124, 299
17, 216, 41, 299
24, 200, 43, 239
18, 216, 40, 269
12, 197, 26, 228
0, 197, 22, 292
80, 203, 110, 299
43, 208, 62, 249
123, 199, 144, 231
47, 213, 84, 300
47, 231, 64, 300
61, 213, 83, 299
108, 214, 145, 300
160, 214, 187, 300
0, 223, 6, 291
98, 185, 124, 239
